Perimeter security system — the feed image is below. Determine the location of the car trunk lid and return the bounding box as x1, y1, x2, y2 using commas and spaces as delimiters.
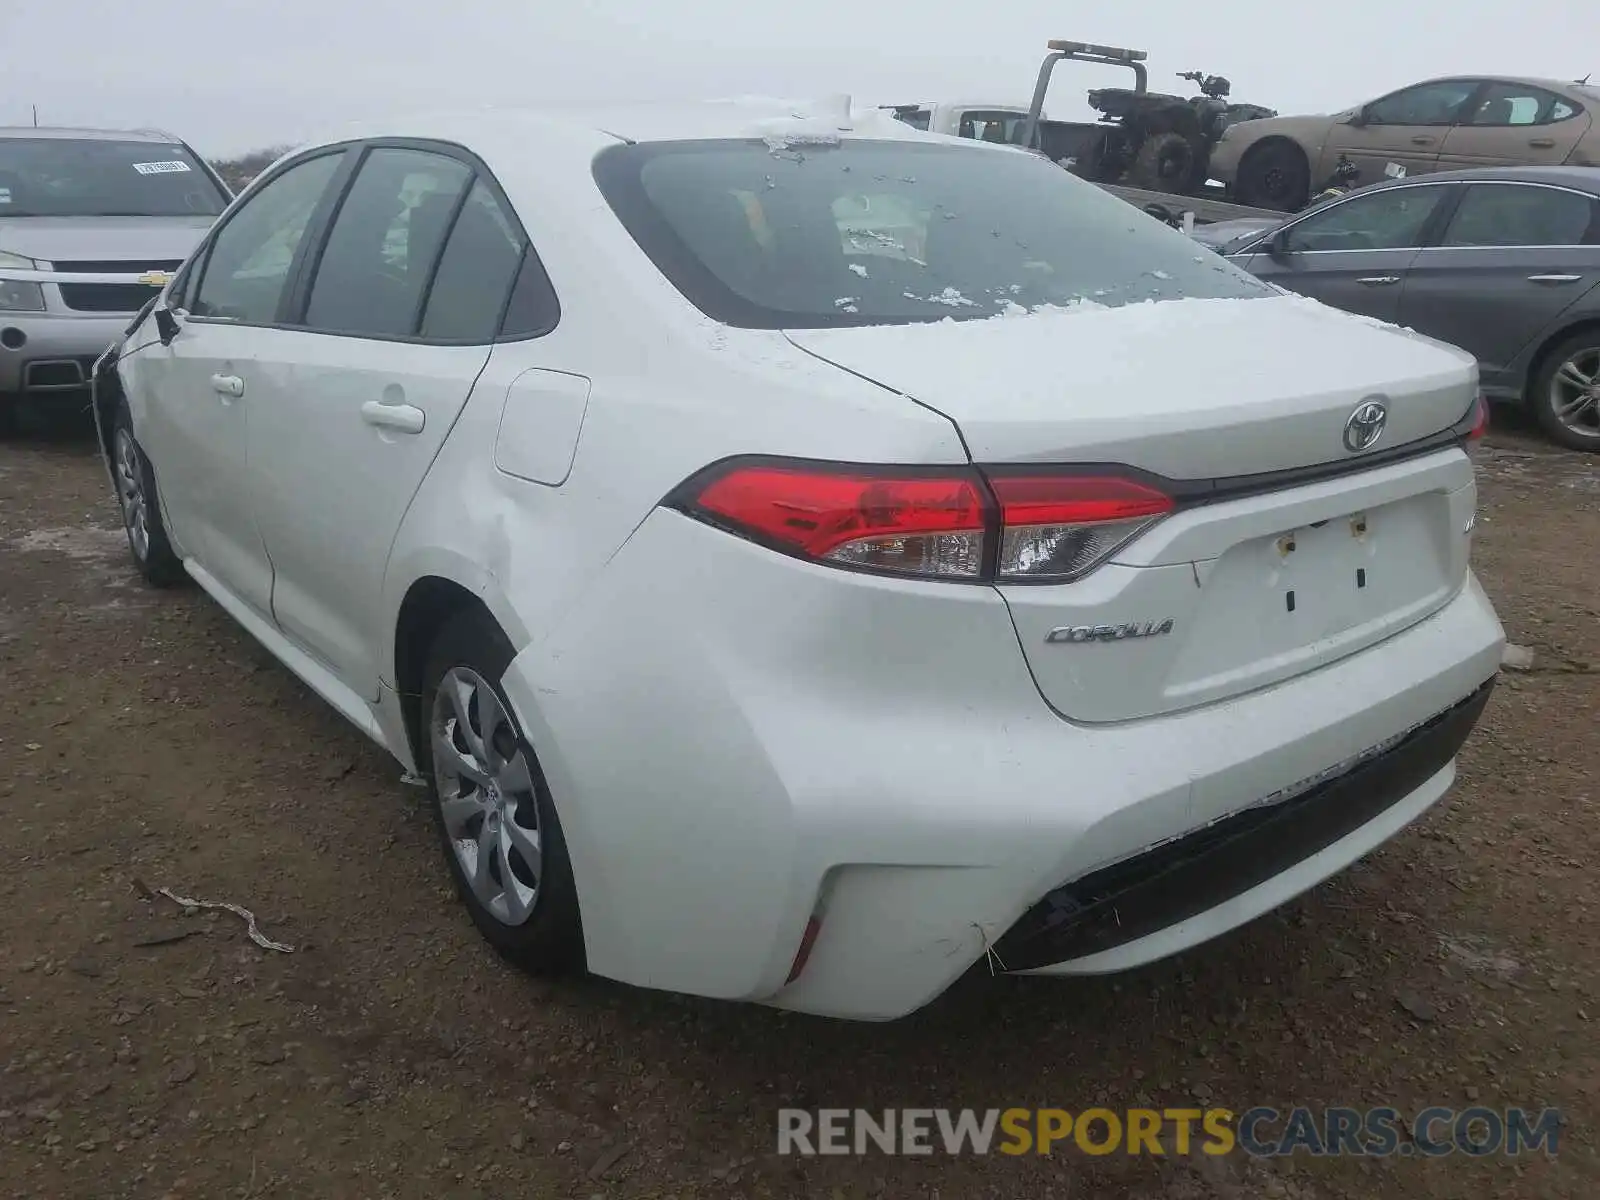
785, 294, 1480, 722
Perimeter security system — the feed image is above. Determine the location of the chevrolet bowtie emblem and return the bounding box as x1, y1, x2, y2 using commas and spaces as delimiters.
136, 271, 172, 287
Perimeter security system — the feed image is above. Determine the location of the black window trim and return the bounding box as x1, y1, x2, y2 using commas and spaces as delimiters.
178, 136, 560, 346
1432, 179, 1600, 250
1255, 179, 1463, 256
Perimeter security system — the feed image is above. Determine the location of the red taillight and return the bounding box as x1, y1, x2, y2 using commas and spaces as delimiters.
1468, 395, 1490, 441
987, 473, 1174, 583
671, 459, 1175, 584
690, 464, 989, 579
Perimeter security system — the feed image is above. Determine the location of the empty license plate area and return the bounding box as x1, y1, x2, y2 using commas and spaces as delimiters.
1162, 491, 1458, 706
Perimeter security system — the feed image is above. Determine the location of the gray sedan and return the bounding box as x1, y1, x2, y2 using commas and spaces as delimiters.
1211, 165, 1600, 451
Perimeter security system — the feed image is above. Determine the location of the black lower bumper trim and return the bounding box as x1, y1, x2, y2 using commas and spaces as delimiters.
993, 676, 1496, 972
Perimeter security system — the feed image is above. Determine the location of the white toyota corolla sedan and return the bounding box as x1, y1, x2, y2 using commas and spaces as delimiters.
92, 99, 1503, 1021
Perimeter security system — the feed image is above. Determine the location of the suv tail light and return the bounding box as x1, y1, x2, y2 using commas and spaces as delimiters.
667, 458, 1174, 584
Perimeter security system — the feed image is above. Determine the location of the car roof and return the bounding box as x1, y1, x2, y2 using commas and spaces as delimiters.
1399, 74, 1593, 95
1357, 164, 1600, 195
0, 125, 183, 143
301, 99, 949, 156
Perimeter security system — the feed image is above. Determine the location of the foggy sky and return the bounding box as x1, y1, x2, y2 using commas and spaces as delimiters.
4, 0, 1593, 155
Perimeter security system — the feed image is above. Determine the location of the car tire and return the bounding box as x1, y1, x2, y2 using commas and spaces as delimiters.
111, 400, 186, 587
0, 393, 19, 438
419, 610, 586, 974
1530, 329, 1600, 452
1128, 132, 1198, 193
1235, 141, 1310, 212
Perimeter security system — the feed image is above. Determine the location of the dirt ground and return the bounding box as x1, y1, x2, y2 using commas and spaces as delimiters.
1, 406, 1595, 1200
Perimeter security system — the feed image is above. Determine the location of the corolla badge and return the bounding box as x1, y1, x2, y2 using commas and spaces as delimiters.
1045, 619, 1174, 645
1343, 399, 1389, 453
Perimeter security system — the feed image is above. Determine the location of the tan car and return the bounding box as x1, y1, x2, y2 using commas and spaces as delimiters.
1209, 75, 1600, 211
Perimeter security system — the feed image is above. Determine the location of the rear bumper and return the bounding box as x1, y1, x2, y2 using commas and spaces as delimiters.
995, 677, 1493, 973
500, 508, 1504, 1021
0, 310, 126, 395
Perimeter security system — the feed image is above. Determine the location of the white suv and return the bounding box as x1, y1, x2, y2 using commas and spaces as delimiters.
93, 101, 1503, 1021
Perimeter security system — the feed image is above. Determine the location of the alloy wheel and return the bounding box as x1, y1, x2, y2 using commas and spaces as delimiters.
114, 428, 150, 560
430, 666, 543, 926
1550, 348, 1600, 443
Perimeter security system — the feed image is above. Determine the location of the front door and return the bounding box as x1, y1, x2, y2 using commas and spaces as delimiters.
1236, 181, 1455, 323
1397, 181, 1600, 385
245, 146, 531, 699
134, 149, 347, 616
1322, 79, 1481, 184
1438, 82, 1594, 169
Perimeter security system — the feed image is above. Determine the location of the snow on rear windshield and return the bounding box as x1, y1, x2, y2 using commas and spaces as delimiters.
591, 138, 1270, 330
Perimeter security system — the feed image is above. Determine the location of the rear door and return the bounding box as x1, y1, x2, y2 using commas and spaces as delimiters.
1324, 79, 1480, 183
1237, 181, 1456, 322
1438, 83, 1592, 169
1397, 180, 1600, 383
243, 142, 534, 699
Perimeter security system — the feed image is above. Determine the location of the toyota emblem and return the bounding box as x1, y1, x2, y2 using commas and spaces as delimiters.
1343, 399, 1389, 453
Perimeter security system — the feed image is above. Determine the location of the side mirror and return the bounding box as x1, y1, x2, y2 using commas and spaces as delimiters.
1345, 105, 1370, 128
1268, 228, 1293, 261
154, 306, 182, 345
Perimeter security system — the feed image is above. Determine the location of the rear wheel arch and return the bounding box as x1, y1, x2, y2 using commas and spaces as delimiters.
1524, 316, 1600, 403
394, 576, 507, 765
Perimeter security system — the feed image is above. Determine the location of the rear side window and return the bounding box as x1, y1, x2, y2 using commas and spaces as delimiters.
419, 179, 526, 341
303, 147, 470, 337
1465, 83, 1573, 127
592, 138, 1270, 329
1442, 184, 1599, 247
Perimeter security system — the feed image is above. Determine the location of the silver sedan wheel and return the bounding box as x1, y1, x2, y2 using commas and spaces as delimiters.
114, 427, 150, 560
1551, 347, 1600, 442
430, 666, 542, 926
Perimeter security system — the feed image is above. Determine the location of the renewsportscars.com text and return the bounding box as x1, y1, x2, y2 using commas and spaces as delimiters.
777, 1106, 1562, 1158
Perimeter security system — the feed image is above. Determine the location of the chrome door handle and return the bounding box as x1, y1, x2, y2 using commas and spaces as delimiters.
1527, 273, 1582, 284
360, 399, 425, 434
1410, 136, 1433, 145
1356, 275, 1401, 286
1529, 137, 1556, 148
210, 373, 244, 398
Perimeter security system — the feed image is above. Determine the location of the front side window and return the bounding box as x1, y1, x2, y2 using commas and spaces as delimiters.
1365, 80, 1479, 126
191, 152, 344, 324
1442, 184, 1599, 247
0, 137, 228, 218
1282, 185, 1448, 252
1466, 83, 1569, 127
302, 147, 471, 338
592, 138, 1271, 329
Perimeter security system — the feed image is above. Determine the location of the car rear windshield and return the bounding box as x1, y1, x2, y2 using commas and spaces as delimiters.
0, 138, 227, 218
591, 137, 1271, 329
